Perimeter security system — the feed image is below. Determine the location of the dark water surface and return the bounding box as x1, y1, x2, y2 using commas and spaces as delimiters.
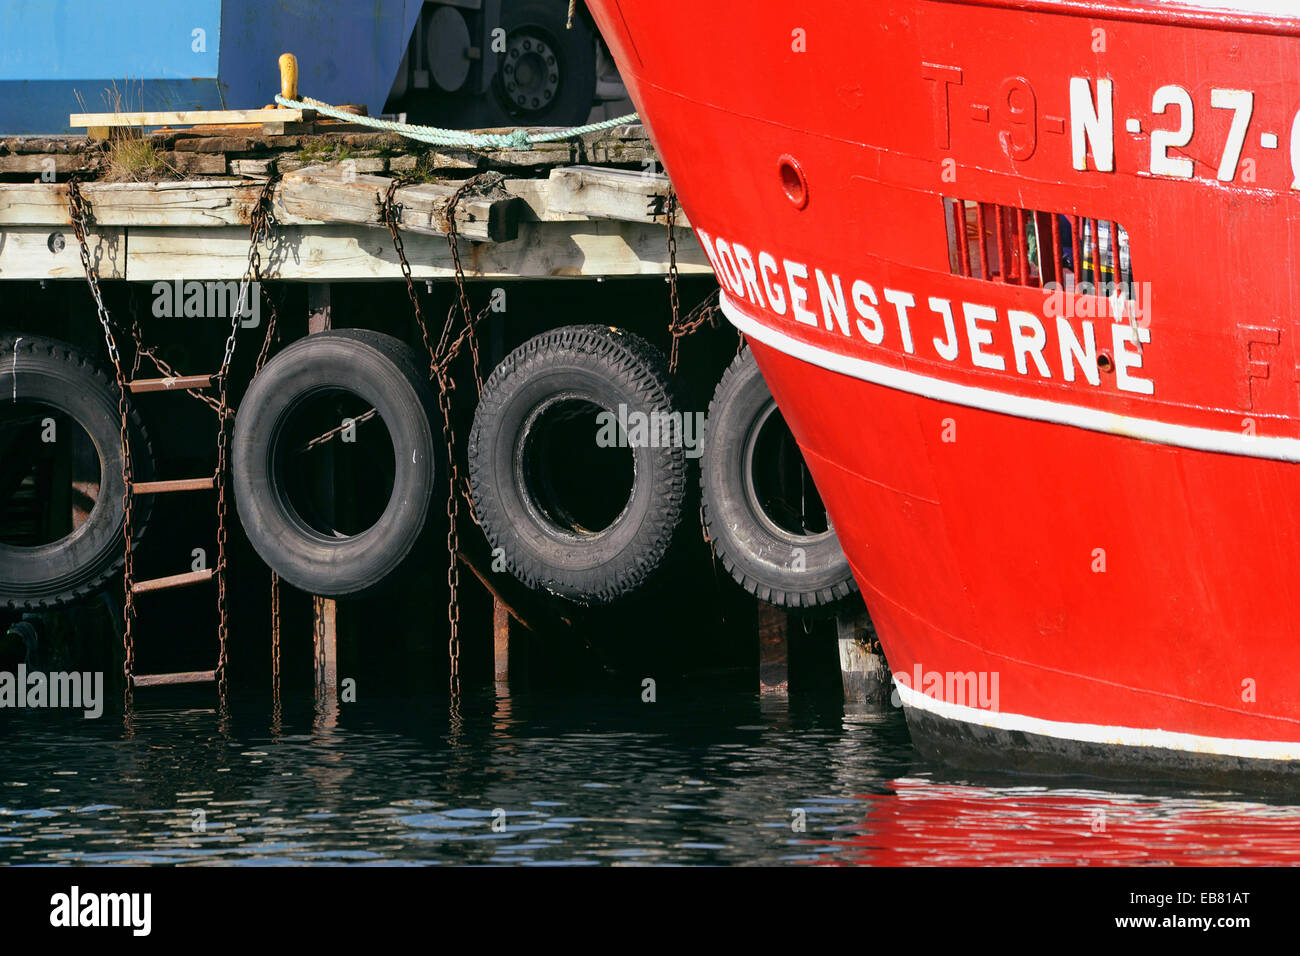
3, 688, 1300, 866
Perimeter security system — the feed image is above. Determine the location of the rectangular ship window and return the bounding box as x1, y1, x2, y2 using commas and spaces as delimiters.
942, 198, 1133, 291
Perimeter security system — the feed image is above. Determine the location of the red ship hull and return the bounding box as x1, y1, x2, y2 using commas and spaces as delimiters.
588, 0, 1300, 780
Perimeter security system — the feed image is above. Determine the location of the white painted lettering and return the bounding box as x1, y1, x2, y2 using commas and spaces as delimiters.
883, 288, 917, 354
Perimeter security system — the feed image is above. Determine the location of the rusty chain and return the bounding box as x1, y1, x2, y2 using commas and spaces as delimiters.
439, 181, 485, 393
663, 190, 727, 371
292, 406, 380, 455
125, 291, 228, 416
381, 176, 497, 702
67, 176, 280, 710
312, 594, 327, 689
664, 190, 728, 373
666, 190, 684, 372
214, 173, 280, 704
381, 179, 439, 368
126, 295, 144, 380
247, 183, 284, 709
438, 363, 462, 701
270, 568, 281, 715
67, 179, 137, 707
140, 346, 227, 416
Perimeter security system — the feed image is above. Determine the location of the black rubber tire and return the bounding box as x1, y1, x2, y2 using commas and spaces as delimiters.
0, 334, 153, 609
468, 325, 690, 605
397, 0, 598, 129
232, 329, 442, 597
701, 349, 858, 608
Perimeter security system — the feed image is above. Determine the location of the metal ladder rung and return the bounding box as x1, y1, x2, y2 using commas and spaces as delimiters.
132, 670, 217, 688
130, 567, 214, 595
131, 477, 215, 494
127, 374, 216, 393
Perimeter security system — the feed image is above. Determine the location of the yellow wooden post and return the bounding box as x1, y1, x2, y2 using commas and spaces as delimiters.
278, 53, 299, 103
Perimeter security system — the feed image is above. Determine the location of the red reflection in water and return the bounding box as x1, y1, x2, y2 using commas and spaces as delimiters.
810, 778, 1300, 866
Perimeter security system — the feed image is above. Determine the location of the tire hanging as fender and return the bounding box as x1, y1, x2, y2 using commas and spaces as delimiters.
468, 324, 692, 605
0, 334, 154, 609
701, 348, 858, 608
232, 329, 442, 597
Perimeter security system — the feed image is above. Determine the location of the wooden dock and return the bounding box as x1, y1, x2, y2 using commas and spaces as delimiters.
0, 118, 886, 709
0, 122, 705, 281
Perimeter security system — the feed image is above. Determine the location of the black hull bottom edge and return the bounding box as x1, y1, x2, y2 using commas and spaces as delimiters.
903, 705, 1300, 794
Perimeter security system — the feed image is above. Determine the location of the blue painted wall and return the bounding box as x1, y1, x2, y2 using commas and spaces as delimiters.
0, 0, 220, 79
0, 0, 422, 133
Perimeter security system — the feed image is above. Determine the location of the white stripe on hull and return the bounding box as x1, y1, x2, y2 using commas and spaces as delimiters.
719, 293, 1300, 464
896, 681, 1300, 761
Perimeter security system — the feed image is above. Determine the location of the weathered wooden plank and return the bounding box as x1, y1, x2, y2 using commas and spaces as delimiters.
132, 477, 216, 494
129, 374, 215, 392
274, 165, 383, 229
261, 121, 314, 136
230, 158, 276, 178
0, 185, 70, 223
130, 567, 214, 594
343, 157, 387, 174
162, 152, 227, 176
0, 182, 261, 228
505, 179, 599, 223
546, 165, 689, 226
416, 142, 656, 173
395, 181, 520, 242
0, 226, 125, 279
276, 165, 522, 242
70, 108, 311, 129
0, 136, 105, 155
0, 173, 686, 237
172, 136, 255, 153
124, 222, 709, 281
133, 669, 217, 687
0, 153, 102, 176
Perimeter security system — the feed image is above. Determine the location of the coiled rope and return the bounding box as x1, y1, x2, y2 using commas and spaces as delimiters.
274, 94, 638, 150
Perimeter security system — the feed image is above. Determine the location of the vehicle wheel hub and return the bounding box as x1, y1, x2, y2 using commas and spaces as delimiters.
501, 32, 560, 112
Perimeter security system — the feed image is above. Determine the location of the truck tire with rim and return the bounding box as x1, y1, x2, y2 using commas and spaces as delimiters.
468, 325, 690, 605
0, 334, 153, 609
232, 329, 441, 598
701, 348, 858, 608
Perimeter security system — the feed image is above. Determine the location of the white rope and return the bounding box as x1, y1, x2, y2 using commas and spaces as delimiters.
275, 94, 638, 150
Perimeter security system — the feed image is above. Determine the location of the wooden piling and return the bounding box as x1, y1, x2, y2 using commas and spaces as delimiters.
757, 603, 789, 696
836, 606, 890, 706
313, 595, 339, 691
307, 284, 339, 716
307, 284, 331, 335
492, 598, 527, 688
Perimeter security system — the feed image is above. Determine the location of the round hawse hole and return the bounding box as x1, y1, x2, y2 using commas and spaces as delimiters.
778, 155, 808, 209
1097, 352, 1115, 374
